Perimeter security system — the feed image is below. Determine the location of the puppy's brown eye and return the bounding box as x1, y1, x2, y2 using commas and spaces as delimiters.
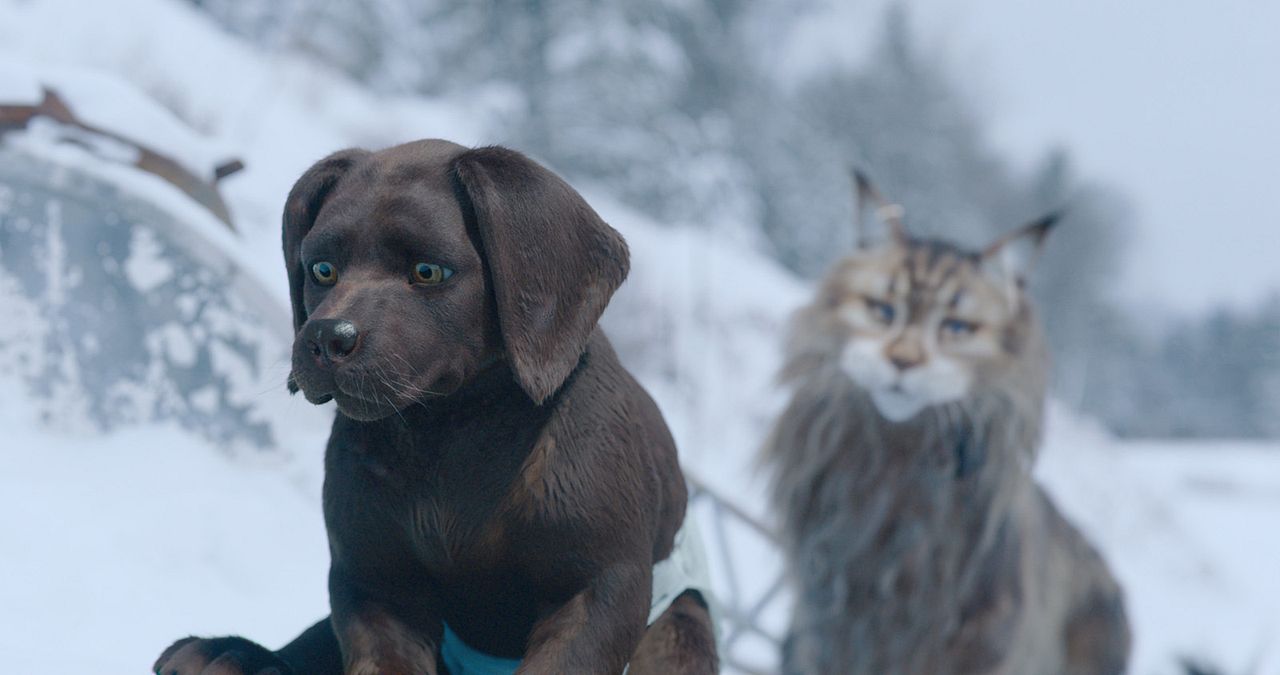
412, 262, 454, 285
311, 261, 337, 285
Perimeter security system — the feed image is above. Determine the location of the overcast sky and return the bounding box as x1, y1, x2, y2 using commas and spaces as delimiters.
785, 0, 1280, 315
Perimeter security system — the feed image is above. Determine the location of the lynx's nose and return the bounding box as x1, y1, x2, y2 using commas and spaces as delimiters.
889, 355, 922, 372
308, 319, 361, 362
885, 337, 925, 372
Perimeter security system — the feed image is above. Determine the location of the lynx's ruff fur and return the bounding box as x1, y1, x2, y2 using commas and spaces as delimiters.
763, 188, 1130, 675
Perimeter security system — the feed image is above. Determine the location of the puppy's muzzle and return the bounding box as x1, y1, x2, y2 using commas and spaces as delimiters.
307, 318, 361, 364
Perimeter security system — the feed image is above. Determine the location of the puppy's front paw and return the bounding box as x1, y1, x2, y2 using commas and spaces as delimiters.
153, 636, 292, 675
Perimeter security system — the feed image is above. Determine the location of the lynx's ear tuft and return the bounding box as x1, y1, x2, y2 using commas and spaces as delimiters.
851, 168, 908, 248
981, 211, 1061, 287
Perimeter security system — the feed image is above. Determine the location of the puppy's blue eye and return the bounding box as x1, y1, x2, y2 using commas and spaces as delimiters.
311, 261, 337, 285
942, 317, 979, 337
412, 262, 454, 285
864, 298, 896, 324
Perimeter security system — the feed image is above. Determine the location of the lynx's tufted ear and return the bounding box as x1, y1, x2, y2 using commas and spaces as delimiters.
282, 148, 370, 393
451, 146, 629, 404
852, 169, 908, 248
981, 211, 1061, 290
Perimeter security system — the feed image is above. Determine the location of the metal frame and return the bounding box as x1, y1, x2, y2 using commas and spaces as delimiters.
686, 475, 786, 675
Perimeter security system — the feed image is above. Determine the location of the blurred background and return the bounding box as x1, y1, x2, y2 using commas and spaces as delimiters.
0, 0, 1276, 673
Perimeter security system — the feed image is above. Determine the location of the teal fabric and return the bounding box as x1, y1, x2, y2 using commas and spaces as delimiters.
442, 622, 522, 675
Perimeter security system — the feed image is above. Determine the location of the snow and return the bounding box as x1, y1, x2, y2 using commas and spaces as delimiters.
0, 397, 332, 675
1039, 414, 1280, 673
123, 226, 175, 293
1, 1, 1276, 674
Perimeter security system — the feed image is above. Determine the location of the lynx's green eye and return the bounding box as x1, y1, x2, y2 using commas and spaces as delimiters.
311, 261, 337, 285
412, 262, 454, 285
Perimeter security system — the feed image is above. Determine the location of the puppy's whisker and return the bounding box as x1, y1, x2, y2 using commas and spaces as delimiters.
249, 380, 291, 400
378, 358, 446, 399
383, 354, 442, 396
370, 361, 413, 427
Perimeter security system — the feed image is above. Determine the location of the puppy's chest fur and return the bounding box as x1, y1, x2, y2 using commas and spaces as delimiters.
321, 381, 554, 590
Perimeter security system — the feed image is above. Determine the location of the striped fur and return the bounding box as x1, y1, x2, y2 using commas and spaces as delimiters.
762, 185, 1130, 675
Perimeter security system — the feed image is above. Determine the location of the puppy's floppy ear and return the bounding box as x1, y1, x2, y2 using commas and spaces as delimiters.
451, 146, 629, 404
282, 148, 369, 393
282, 149, 369, 333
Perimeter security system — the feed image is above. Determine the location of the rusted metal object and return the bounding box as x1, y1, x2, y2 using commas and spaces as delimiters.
0, 87, 243, 230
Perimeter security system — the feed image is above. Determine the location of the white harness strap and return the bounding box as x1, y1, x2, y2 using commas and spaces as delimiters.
443, 512, 719, 675
647, 511, 718, 629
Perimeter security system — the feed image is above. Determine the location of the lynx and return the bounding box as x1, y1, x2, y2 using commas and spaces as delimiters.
762, 173, 1130, 675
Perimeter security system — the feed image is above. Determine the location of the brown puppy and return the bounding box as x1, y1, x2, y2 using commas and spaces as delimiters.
153, 140, 717, 675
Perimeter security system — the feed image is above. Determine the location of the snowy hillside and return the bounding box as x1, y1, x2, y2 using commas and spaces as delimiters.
1, 1, 1277, 674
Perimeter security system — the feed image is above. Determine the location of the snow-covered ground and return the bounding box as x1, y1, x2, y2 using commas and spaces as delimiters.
6, 378, 1278, 674
1038, 411, 1280, 674
1, 1, 1276, 673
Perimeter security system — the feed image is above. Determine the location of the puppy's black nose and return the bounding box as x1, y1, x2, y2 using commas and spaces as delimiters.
308, 319, 361, 361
